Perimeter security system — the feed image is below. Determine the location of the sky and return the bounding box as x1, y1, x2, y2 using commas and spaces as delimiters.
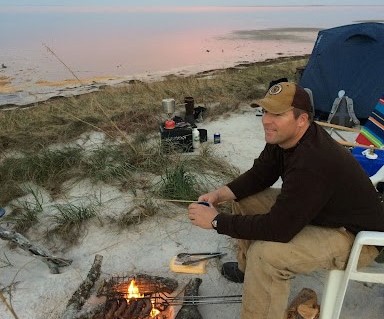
1, 0, 383, 6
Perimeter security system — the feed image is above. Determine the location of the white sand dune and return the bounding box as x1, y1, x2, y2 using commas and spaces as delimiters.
1, 104, 383, 319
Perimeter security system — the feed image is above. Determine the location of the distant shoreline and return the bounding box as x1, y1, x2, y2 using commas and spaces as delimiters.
0, 54, 310, 109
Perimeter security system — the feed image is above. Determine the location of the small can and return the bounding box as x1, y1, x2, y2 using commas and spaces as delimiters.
214, 132, 221, 144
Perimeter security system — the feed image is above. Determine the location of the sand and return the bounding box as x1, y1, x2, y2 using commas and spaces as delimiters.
1, 103, 384, 319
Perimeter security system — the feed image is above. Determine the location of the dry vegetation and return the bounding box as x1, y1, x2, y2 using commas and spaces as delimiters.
0, 55, 308, 246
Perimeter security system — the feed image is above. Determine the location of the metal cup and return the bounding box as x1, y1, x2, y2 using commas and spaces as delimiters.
184, 96, 195, 125
162, 98, 175, 115
184, 96, 194, 115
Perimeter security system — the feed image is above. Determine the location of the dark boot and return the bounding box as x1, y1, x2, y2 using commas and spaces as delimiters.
221, 262, 244, 283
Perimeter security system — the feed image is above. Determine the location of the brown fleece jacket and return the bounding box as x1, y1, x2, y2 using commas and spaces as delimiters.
216, 122, 384, 242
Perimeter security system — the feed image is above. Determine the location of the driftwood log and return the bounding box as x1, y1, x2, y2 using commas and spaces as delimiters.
0, 225, 72, 274
61, 254, 103, 319
287, 288, 320, 319
75, 304, 105, 319
175, 278, 203, 319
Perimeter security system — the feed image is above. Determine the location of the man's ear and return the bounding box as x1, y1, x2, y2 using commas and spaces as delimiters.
298, 112, 309, 127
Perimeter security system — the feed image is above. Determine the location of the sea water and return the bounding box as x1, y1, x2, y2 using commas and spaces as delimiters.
0, 5, 383, 104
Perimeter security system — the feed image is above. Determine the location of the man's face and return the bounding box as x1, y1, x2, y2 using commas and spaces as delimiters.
262, 109, 306, 149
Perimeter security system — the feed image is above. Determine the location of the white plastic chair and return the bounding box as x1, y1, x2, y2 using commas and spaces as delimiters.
320, 231, 384, 319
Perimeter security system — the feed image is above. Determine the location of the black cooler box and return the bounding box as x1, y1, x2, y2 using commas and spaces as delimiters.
160, 125, 193, 152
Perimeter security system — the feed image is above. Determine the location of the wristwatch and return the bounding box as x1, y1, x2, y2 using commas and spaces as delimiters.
211, 215, 218, 230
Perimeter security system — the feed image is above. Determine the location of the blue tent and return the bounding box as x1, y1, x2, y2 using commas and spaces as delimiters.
299, 22, 384, 120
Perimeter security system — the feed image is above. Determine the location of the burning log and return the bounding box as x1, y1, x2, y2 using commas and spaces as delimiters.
61, 254, 103, 319
0, 225, 72, 274
175, 278, 203, 319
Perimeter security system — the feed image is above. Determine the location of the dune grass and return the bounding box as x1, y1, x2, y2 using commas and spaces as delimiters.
48, 202, 101, 244
0, 55, 307, 153
0, 55, 308, 246
112, 198, 160, 229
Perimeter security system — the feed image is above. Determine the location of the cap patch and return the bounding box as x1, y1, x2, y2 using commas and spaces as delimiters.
269, 84, 283, 95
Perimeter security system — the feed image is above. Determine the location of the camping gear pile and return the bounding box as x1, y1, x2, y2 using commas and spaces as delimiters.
299, 22, 384, 122
298, 22, 384, 185
159, 97, 207, 153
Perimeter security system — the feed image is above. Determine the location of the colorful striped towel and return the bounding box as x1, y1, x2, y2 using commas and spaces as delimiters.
356, 96, 384, 148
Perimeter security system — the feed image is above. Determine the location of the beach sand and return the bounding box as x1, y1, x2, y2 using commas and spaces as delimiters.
1, 103, 384, 319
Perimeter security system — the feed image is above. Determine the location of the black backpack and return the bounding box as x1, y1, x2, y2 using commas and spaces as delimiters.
327, 95, 360, 128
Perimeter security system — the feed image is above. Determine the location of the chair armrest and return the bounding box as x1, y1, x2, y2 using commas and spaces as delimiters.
355, 231, 384, 246
315, 120, 360, 133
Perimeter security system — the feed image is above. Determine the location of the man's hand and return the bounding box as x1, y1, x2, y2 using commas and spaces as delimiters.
197, 186, 236, 206
197, 192, 221, 206
188, 202, 218, 229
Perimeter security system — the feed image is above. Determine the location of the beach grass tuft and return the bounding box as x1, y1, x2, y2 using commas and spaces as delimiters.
156, 164, 202, 202
84, 144, 136, 183
2, 186, 44, 233
113, 198, 160, 229
0, 147, 83, 193
48, 202, 100, 244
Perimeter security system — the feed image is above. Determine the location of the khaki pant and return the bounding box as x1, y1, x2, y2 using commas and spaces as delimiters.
233, 189, 379, 319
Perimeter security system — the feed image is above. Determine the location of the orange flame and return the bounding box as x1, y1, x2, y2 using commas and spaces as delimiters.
150, 304, 161, 317
127, 279, 144, 299
126, 279, 160, 318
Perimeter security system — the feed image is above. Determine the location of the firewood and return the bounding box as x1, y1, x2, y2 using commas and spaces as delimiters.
297, 303, 320, 319
287, 288, 320, 319
175, 278, 203, 319
73, 304, 104, 319
61, 254, 103, 319
0, 225, 72, 274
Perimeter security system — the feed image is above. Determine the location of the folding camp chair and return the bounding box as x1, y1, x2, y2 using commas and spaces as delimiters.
355, 95, 384, 148
315, 120, 361, 148
316, 93, 384, 150
316, 94, 384, 181
320, 231, 384, 319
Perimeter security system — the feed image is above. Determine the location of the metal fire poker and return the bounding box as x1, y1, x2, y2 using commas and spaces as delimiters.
166, 294, 242, 305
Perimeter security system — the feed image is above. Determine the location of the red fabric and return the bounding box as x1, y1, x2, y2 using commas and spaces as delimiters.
355, 133, 372, 146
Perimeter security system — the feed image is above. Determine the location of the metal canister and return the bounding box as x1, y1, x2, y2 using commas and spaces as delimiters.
162, 98, 175, 115
214, 132, 221, 144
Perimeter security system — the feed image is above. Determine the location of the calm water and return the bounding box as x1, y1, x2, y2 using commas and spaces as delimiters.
0, 5, 383, 104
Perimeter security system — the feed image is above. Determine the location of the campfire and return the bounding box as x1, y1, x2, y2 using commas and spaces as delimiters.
61, 255, 241, 319
96, 273, 179, 319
